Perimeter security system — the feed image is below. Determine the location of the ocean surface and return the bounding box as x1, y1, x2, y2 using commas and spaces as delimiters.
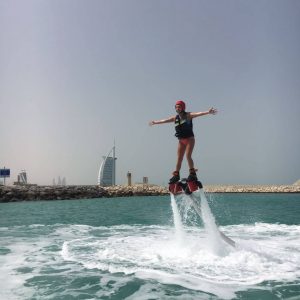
1, 192, 300, 300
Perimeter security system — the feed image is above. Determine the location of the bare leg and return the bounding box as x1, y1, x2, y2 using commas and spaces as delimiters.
175, 141, 186, 172
185, 137, 195, 170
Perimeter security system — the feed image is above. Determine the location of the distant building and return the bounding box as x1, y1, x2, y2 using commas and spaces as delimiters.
18, 170, 27, 184
127, 172, 132, 186
98, 145, 117, 186
53, 176, 66, 186
13, 170, 38, 186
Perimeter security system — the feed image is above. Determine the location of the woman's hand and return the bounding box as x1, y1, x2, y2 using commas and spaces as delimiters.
209, 107, 218, 115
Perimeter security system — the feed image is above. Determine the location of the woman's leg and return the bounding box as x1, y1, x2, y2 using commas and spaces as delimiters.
185, 137, 195, 170
175, 141, 186, 172
169, 141, 186, 184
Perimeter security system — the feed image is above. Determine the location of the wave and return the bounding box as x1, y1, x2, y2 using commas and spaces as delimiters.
1, 221, 300, 299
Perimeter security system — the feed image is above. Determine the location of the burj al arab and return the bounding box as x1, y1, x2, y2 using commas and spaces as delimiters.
97, 145, 117, 186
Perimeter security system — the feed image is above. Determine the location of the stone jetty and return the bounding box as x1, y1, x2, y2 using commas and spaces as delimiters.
204, 185, 300, 193
0, 184, 169, 203
0, 184, 299, 203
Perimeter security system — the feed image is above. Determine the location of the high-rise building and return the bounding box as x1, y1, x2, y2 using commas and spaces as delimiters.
98, 145, 117, 186
53, 176, 66, 186
18, 170, 27, 184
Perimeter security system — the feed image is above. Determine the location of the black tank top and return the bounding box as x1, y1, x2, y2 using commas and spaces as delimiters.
174, 113, 194, 139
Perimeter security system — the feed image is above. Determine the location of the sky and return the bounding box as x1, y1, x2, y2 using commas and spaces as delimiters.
0, 0, 299, 186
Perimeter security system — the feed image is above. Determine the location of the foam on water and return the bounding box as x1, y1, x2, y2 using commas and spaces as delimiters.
59, 223, 300, 296
1, 221, 300, 298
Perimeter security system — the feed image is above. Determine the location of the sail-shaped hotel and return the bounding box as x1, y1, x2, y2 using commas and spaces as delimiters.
97, 145, 117, 186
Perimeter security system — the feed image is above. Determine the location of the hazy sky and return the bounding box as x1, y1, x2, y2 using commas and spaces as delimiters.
1, 0, 299, 186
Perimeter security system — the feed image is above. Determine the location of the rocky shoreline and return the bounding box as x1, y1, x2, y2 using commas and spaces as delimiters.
0, 185, 168, 203
0, 184, 299, 203
204, 185, 300, 193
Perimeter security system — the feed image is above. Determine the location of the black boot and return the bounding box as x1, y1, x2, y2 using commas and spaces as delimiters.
187, 168, 198, 182
169, 171, 180, 184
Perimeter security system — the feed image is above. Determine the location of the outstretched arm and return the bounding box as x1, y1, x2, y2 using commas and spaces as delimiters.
149, 116, 175, 126
190, 107, 218, 119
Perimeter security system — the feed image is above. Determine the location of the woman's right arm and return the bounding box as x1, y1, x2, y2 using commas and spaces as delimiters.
149, 116, 175, 126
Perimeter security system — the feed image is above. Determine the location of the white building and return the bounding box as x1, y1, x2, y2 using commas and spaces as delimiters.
53, 176, 66, 186
97, 145, 117, 186
18, 170, 27, 184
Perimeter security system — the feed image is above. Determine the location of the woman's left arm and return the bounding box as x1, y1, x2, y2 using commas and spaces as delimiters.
190, 107, 218, 119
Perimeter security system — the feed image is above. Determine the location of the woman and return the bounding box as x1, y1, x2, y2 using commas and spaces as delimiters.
149, 100, 217, 184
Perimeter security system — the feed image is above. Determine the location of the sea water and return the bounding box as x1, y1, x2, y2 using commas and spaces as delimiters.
1, 193, 300, 299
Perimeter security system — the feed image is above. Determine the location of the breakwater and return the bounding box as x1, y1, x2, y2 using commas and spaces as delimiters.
0, 184, 299, 203
205, 185, 300, 193
0, 184, 169, 203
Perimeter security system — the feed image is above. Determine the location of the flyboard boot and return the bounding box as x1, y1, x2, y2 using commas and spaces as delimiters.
168, 171, 183, 195
186, 168, 203, 194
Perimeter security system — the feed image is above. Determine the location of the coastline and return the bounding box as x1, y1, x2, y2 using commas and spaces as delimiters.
0, 184, 300, 203
205, 185, 300, 193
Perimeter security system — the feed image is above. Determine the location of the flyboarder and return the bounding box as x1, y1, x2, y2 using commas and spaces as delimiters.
149, 100, 217, 185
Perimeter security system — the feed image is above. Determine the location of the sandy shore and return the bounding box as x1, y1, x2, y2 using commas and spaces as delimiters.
0, 184, 299, 202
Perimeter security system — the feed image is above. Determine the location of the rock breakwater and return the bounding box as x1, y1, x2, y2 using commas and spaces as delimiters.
0, 185, 106, 202
205, 185, 300, 193
0, 184, 169, 203
0, 184, 299, 203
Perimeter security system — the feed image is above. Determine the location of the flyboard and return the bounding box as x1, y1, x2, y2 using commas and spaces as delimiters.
169, 179, 235, 248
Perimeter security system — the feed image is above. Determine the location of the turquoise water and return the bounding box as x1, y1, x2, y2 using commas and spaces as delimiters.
1, 193, 300, 299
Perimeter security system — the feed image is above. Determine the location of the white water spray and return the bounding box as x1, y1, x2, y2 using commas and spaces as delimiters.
170, 194, 185, 244
170, 187, 235, 255
197, 189, 228, 255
